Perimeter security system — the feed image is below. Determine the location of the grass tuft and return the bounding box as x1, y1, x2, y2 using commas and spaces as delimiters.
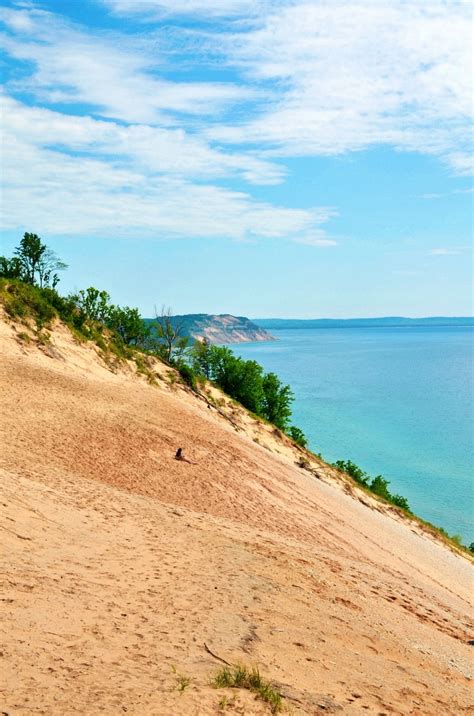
212, 664, 283, 713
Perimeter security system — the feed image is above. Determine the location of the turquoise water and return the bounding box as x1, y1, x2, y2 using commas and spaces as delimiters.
231, 327, 474, 543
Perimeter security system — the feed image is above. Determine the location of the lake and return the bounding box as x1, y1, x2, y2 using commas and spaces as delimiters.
231, 326, 474, 543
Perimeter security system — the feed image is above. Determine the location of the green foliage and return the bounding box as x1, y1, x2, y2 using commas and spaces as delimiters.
190, 342, 297, 430
389, 493, 411, 511
333, 459, 369, 486
73, 287, 113, 323
0, 256, 24, 280
69, 287, 148, 347
369, 475, 392, 500
333, 459, 412, 513
192, 337, 212, 377
211, 664, 282, 714
1, 279, 57, 328
262, 372, 293, 429
108, 305, 149, 346
469, 543, 474, 554
177, 362, 197, 390
287, 425, 308, 448
12, 232, 67, 288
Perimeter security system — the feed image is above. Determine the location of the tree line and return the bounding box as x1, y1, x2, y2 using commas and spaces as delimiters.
1, 233, 306, 442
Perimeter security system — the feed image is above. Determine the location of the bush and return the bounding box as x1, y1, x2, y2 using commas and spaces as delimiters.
288, 425, 308, 448
333, 459, 369, 486
178, 362, 197, 390
333, 458, 411, 513
1, 280, 57, 328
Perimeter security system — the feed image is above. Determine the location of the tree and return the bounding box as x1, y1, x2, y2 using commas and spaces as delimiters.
108, 306, 149, 346
14, 233, 45, 284
37, 249, 68, 289
191, 337, 213, 378
14, 232, 67, 288
150, 306, 189, 364
74, 287, 113, 323
261, 372, 293, 429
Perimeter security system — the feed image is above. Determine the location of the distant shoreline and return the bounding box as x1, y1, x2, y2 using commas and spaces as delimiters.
254, 317, 474, 329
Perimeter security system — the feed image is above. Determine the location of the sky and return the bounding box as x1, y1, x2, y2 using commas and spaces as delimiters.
0, 0, 472, 318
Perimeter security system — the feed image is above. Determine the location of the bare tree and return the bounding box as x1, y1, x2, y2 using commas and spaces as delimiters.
151, 305, 189, 364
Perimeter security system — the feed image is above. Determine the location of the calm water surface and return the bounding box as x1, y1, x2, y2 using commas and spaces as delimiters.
231, 327, 473, 542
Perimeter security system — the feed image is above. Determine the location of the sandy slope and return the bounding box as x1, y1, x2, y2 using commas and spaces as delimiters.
1, 316, 473, 715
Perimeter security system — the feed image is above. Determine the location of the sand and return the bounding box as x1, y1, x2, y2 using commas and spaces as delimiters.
1, 316, 473, 715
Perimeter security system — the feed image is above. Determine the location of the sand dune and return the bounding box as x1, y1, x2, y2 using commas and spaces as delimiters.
1, 315, 473, 715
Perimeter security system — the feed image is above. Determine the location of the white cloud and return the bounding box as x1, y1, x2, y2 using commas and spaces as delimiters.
0, 6, 251, 124
207, 2, 473, 173
2, 94, 284, 185
2, 2, 471, 173
102, 0, 261, 18
0, 96, 333, 243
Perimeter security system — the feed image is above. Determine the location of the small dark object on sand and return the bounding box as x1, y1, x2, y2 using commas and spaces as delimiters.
174, 448, 196, 464
468, 640, 474, 646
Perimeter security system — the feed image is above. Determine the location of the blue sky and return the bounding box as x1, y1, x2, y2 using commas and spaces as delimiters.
0, 0, 472, 317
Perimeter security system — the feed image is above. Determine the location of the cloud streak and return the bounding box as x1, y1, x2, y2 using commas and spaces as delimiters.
1, 95, 334, 242
207, 2, 473, 174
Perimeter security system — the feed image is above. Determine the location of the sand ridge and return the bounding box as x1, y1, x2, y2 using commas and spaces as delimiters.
1, 315, 473, 714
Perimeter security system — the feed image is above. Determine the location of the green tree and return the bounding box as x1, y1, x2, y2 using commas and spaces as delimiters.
74, 287, 113, 323
191, 337, 213, 378
14, 233, 45, 284
13, 232, 66, 288
262, 372, 293, 429
108, 306, 149, 346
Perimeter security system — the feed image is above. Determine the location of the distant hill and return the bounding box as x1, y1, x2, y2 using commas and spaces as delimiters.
254, 317, 474, 329
166, 313, 275, 344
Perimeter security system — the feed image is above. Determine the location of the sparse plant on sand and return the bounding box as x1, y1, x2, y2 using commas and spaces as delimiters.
217, 694, 236, 711
211, 664, 283, 714
171, 665, 191, 692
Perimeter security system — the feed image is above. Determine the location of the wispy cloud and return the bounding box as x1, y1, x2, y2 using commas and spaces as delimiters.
206, 2, 472, 174
428, 247, 469, 256
2, 94, 284, 185
102, 0, 262, 19
416, 187, 473, 200
0, 6, 252, 124
0, 0, 471, 255
1, 95, 334, 242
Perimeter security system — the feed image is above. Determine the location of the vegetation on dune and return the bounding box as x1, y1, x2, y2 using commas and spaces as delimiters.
211, 664, 283, 714
190, 338, 296, 430
1, 232, 472, 555
332, 459, 411, 511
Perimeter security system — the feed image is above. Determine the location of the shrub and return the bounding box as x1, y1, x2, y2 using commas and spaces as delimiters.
2, 280, 56, 328
333, 459, 369, 486
333, 458, 411, 513
178, 362, 197, 390
288, 425, 308, 448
